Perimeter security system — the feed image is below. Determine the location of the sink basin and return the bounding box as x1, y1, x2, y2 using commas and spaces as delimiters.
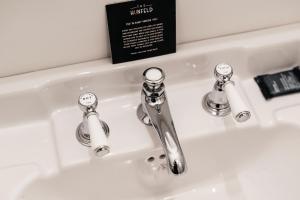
1, 24, 300, 200
20, 124, 300, 200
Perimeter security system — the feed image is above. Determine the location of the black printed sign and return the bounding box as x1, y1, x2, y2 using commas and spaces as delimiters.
106, 0, 176, 64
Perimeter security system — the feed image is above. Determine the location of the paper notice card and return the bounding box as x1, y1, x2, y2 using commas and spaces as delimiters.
106, 0, 176, 64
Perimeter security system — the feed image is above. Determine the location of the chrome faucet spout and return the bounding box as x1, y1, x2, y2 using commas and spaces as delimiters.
137, 67, 186, 175
142, 92, 186, 175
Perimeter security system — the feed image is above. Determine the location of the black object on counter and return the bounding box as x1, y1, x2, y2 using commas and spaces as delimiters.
254, 66, 300, 100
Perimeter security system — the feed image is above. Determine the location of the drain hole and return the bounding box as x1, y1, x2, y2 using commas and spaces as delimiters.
159, 154, 166, 159
147, 156, 155, 162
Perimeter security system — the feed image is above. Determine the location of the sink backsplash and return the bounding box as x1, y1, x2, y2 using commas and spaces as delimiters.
1, 0, 300, 77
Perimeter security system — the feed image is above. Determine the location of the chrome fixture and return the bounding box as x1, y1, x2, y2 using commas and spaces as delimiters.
203, 63, 251, 122
76, 92, 110, 157
137, 67, 187, 175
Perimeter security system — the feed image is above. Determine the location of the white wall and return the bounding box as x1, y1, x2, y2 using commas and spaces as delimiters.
1, 0, 300, 77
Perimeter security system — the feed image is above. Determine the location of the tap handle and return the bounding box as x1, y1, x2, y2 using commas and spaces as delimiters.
224, 81, 251, 122
143, 67, 165, 89
86, 113, 110, 157
78, 92, 98, 113
77, 92, 109, 157
215, 64, 250, 122
214, 63, 233, 82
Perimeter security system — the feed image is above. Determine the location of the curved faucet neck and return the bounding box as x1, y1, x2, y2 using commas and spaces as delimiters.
141, 90, 186, 175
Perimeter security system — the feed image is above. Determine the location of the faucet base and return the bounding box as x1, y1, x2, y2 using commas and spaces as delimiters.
202, 93, 231, 117
137, 104, 152, 126
76, 120, 110, 147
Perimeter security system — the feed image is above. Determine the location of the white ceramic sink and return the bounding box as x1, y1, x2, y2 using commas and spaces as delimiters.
20, 125, 300, 200
1, 24, 300, 200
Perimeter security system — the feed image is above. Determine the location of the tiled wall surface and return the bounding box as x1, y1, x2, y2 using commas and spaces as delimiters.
1, 0, 300, 77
